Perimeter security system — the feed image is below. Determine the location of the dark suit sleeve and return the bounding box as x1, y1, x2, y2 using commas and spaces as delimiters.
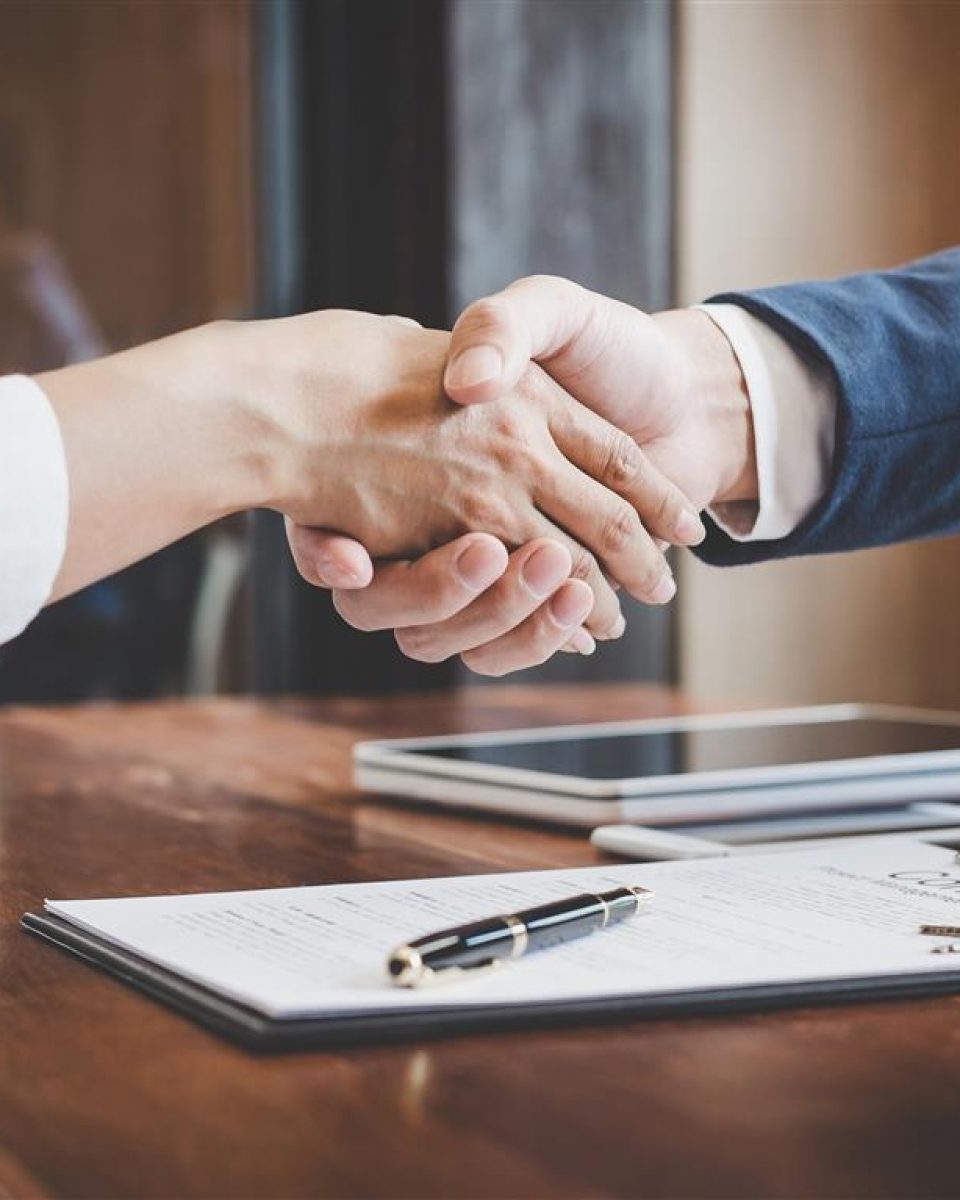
695, 247, 960, 566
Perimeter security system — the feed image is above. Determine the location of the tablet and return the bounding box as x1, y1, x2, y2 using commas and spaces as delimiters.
354, 704, 960, 827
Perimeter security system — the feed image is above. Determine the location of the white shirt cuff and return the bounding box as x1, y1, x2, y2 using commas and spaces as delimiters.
697, 303, 837, 543
0, 375, 69, 644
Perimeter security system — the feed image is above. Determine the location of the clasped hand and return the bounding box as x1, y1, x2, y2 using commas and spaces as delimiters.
282, 288, 748, 674
36, 278, 749, 649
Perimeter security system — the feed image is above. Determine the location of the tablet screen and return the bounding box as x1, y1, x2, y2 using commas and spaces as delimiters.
413, 718, 960, 781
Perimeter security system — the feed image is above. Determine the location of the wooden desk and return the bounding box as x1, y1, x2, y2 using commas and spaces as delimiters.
1, 684, 957, 1199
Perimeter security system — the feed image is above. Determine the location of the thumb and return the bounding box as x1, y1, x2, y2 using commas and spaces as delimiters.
443, 274, 603, 405
285, 521, 375, 590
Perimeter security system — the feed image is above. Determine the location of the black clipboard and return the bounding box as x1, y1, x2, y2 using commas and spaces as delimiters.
21, 910, 960, 1053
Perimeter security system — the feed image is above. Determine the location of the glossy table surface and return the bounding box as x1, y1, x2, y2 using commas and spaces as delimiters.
1, 683, 958, 1199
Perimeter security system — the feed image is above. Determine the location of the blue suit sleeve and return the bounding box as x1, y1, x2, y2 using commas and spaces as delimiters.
695, 247, 960, 566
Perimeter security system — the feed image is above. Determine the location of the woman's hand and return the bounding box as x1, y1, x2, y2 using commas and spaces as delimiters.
295, 531, 602, 675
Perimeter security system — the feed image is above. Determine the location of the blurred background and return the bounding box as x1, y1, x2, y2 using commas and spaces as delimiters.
1, 0, 959, 710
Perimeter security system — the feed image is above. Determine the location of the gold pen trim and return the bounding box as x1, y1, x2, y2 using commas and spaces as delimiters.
388, 944, 425, 987
387, 948, 503, 989
628, 885, 654, 913
503, 913, 529, 958
920, 923, 960, 938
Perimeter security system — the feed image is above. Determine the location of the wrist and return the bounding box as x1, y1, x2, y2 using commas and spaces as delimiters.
652, 308, 758, 506
188, 319, 310, 517
217, 312, 362, 522
35, 322, 282, 600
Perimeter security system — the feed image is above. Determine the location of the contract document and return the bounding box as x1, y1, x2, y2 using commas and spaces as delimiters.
23, 836, 960, 1048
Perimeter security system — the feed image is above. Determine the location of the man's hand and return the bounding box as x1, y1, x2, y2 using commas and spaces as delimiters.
443, 275, 758, 511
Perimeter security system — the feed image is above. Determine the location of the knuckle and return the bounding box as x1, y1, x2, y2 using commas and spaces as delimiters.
488, 403, 532, 450
460, 490, 513, 535
290, 552, 318, 588
331, 591, 373, 633
492, 439, 547, 491
204, 317, 238, 338
511, 272, 567, 296
457, 295, 509, 339
513, 362, 552, 410
523, 450, 554, 493
394, 627, 449, 664
513, 273, 547, 290
568, 544, 599, 585
459, 649, 505, 678
512, 364, 537, 404
599, 503, 640, 558
601, 431, 645, 489
495, 447, 530, 488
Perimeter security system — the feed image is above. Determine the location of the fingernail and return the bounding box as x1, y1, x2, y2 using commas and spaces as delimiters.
455, 541, 506, 592
649, 574, 677, 604
675, 508, 706, 545
548, 584, 592, 629
597, 613, 626, 641
315, 555, 364, 588
521, 544, 572, 598
445, 344, 503, 390
569, 628, 596, 655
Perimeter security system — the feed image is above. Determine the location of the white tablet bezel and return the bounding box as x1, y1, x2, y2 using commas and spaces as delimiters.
355, 758, 960, 828
354, 703, 960, 800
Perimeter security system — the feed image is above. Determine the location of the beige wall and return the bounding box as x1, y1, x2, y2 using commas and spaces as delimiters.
676, 0, 960, 709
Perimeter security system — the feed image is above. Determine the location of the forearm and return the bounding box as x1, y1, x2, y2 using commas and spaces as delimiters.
38, 323, 275, 601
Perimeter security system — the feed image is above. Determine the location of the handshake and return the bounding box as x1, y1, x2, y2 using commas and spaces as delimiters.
39, 274, 757, 674
280, 275, 758, 676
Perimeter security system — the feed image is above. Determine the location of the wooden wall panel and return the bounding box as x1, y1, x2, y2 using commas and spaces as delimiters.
0, 0, 254, 704
676, 0, 960, 709
0, 0, 253, 351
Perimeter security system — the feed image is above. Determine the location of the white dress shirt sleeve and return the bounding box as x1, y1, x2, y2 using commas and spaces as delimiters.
697, 303, 838, 542
0, 375, 69, 645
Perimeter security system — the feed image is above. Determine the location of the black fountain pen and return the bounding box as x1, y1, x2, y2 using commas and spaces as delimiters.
388, 885, 653, 987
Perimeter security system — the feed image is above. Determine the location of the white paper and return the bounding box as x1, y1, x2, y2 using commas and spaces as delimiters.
46, 837, 960, 1019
